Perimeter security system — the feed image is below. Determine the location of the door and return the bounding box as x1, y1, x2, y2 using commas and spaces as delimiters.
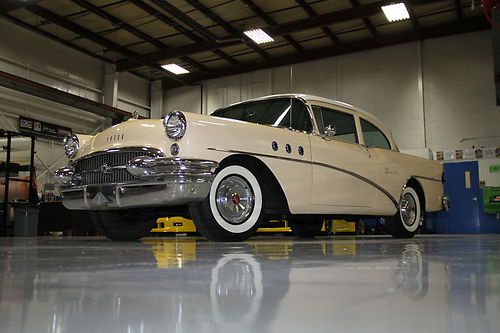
310, 105, 376, 210
434, 161, 481, 233
359, 118, 402, 213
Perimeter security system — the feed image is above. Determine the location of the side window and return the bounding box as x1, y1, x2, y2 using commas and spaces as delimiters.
312, 106, 358, 144
360, 119, 391, 150
290, 100, 312, 132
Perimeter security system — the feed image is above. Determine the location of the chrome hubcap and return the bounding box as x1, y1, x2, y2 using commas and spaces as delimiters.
216, 176, 254, 225
400, 193, 417, 227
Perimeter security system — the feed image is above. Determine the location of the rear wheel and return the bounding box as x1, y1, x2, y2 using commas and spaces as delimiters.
190, 165, 265, 242
90, 210, 157, 241
387, 186, 421, 239
289, 219, 324, 238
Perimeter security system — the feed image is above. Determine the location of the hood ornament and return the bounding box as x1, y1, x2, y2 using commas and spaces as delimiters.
132, 111, 139, 119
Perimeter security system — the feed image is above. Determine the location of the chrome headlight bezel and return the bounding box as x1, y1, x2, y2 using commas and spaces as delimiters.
163, 110, 187, 140
63, 133, 79, 158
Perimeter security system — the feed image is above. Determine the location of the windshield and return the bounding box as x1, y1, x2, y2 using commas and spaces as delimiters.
211, 98, 312, 133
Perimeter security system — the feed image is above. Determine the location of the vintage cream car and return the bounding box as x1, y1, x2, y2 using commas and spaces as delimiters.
55, 94, 447, 241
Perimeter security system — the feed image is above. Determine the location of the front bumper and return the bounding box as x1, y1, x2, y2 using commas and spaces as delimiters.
55, 157, 218, 210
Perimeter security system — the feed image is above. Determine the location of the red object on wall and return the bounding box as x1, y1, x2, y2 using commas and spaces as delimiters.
482, 0, 500, 27
482, 0, 500, 10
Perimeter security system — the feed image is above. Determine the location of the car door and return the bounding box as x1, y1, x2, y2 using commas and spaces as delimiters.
358, 118, 401, 213
309, 103, 376, 212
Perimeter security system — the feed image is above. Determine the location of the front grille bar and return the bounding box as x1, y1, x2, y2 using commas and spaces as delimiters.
74, 148, 165, 186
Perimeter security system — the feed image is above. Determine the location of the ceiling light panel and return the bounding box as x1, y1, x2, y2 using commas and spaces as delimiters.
161, 64, 189, 75
381, 3, 410, 22
244, 29, 274, 44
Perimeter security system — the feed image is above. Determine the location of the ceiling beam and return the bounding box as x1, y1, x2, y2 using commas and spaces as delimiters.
0, 13, 111, 63
147, 0, 239, 65
119, 0, 441, 72
295, 0, 340, 44
117, 40, 241, 71
185, 0, 269, 60
0, 0, 42, 14
71, 0, 206, 71
241, 0, 303, 51
349, 0, 378, 37
128, 0, 236, 68
0, 69, 134, 121
23, 4, 188, 85
405, 2, 420, 31
24, 4, 136, 58
162, 17, 488, 89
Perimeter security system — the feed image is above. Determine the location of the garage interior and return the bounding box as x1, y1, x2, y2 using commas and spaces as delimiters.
0, 0, 499, 332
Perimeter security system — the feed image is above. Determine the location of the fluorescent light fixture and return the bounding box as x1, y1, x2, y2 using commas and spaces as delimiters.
162, 64, 189, 75
381, 3, 410, 22
244, 29, 274, 44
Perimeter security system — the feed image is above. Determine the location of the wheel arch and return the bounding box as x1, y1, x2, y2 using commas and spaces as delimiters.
404, 177, 426, 212
218, 154, 290, 215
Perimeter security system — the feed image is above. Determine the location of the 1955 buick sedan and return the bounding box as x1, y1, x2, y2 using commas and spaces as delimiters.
55, 94, 447, 241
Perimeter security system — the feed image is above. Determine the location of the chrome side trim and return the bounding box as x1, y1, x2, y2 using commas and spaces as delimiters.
207, 147, 399, 208
412, 175, 441, 182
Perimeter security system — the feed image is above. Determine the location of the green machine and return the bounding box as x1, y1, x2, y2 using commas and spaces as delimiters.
483, 187, 500, 218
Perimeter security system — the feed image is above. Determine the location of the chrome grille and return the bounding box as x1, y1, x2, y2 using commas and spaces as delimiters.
75, 150, 158, 185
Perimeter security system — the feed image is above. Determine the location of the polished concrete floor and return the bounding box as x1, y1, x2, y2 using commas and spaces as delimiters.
0, 235, 499, 333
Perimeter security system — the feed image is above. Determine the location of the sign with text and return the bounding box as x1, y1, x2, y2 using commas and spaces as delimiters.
19, 116, 71, 140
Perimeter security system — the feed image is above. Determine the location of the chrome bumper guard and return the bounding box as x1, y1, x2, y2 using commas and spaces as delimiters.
55, 157, 218, 210
441, 195, 451, 211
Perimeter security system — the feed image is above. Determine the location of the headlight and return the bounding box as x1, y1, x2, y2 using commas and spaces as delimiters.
63, 133, 79, 158
163, 110, 186, 140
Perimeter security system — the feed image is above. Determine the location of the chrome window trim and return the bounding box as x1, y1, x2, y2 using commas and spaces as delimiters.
212, 96, 315, 134
359, 117, 396, 151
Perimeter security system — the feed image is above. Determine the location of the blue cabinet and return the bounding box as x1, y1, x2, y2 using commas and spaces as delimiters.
429, 161, 500, 234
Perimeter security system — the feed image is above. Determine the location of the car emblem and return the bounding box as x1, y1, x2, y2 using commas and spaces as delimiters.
101, 163, 112, 175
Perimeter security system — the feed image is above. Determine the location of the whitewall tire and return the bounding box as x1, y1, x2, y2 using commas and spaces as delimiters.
387, 186, 422, 239
190, 164, 265, 241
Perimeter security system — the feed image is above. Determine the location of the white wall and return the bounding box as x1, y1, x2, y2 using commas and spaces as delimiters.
164, 30, 500, 152
423, 31, 500, 150
117, 72, 151, 117
0, 18, 152, 190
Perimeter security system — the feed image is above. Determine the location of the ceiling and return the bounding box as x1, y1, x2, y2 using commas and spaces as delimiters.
0, 0, 489, 89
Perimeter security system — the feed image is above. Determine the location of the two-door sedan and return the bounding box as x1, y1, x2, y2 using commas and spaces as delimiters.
55, 94, 448, 241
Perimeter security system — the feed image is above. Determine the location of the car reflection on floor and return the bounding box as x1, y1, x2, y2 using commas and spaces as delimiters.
0, 236, 499, 333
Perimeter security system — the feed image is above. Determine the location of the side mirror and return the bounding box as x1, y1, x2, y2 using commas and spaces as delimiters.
323, 124, 336, 138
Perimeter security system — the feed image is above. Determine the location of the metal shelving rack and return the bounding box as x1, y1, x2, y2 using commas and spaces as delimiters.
0, 130, 36, 236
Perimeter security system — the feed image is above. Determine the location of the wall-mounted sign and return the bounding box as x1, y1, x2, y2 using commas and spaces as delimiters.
491, 165, 500, 173
19, 116, 71, 140
436, 146, 500, 161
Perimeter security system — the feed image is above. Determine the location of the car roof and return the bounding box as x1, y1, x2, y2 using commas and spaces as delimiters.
225, 93, 384, 125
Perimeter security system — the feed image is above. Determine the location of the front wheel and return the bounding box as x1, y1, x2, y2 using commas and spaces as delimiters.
190, 165, 265, 242
289, 219, 324, 238
90, 210, 157, 241
387, 186, 422, 239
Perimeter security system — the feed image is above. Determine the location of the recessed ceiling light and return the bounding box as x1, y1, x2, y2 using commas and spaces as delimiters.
381, 3, 410, 22
243, 29, 274, 44
161, 64, 189, 75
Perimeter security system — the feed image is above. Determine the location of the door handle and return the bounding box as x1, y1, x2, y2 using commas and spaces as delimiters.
472, 197, 478, 202
357, 144, 369, 152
